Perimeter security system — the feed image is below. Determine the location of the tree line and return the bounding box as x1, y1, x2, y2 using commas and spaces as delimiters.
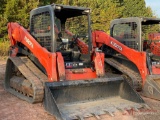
0, 0, 154, 39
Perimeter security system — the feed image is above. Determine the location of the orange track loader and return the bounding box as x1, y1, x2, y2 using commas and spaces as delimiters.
5, 4, 145, 120
94, 17, 160, 100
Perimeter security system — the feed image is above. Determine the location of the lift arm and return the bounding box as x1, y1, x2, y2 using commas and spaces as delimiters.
92, 30, 148, 85
8, 22, 65, 81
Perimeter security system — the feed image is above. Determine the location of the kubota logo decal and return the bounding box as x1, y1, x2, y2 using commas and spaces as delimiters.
110, 41, 122, 51
24, 36, 33, 48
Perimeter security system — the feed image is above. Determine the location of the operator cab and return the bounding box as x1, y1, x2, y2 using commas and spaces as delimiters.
110, 17, 160, 52
110, 17, 160, 74
30, 4, 92, 69
53, 6, 90, 62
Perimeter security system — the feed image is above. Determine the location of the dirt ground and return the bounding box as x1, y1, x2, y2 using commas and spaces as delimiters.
0, 58, 160, 120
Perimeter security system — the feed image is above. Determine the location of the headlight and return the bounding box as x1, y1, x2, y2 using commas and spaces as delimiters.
61, 38, 69, 43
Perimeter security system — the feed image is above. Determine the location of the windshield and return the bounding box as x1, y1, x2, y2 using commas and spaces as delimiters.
65, 15, 89, 44
142, 21, 160, 40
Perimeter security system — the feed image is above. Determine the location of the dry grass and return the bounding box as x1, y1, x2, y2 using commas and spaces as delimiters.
0, 39, 10, 56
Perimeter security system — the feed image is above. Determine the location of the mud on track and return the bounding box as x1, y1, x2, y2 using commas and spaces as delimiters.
0, 58, 160, 120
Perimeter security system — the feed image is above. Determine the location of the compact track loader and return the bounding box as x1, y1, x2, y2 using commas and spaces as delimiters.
5, 4, 145, 120
96, 17, 160, 100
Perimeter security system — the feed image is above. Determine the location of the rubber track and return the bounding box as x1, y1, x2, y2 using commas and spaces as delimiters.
6, 57, 48, 103
20, 57, 48, 84
105, 58, 142, 91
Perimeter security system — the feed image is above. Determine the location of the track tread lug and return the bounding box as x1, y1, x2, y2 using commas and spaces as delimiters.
5, 57, 45, 103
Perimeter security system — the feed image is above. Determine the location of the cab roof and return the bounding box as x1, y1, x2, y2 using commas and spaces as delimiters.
52, 4, 90, 19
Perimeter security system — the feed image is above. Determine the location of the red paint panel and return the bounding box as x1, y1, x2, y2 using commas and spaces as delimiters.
65, 68, 97, 80
152, 66, 160, 74
57, 52, 65, 80
94, 52, 105, 77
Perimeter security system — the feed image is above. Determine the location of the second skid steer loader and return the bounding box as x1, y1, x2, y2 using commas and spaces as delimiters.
96, 17, 160, 100
5, 4, 146, 120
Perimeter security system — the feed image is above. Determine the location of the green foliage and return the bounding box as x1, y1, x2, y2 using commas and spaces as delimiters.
122, 0, 153, 17
0, 0, 157, 56
90, 0, 124, 32
0, 0, 156, 41
0, 0, 39, 38
5, 0, 39, 27
0, 0, 7, 38
0, 39, 10, 56
0, 0, 155, 35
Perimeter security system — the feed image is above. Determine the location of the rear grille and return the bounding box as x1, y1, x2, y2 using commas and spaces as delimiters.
37, 36, 52, 51
30, 11, 52, 51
